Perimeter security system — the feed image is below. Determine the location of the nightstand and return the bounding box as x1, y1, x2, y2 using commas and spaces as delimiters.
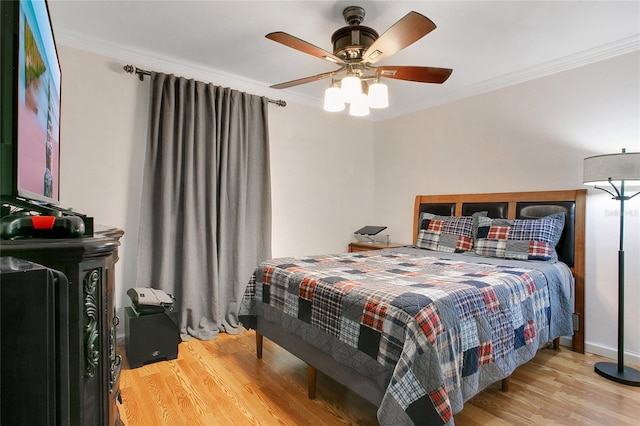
348, 241, 409, 252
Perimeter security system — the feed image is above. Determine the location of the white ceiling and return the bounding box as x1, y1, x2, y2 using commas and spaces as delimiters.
48, 0, 640, 121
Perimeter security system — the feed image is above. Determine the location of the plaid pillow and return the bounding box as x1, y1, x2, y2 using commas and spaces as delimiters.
416, 212, 486, 253
474, 212, 565, 261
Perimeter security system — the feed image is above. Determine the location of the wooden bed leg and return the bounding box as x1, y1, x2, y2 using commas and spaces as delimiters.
501, 376, 510, 392
307, 365, 317, 399
553, 337, 560, 350
256, 332, 263, 359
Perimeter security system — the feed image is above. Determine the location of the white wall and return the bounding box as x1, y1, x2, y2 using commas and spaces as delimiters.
372, 51, 640, 364
57, 46, 374, 320
58, 48, 149, 313
268, 102, 374, 258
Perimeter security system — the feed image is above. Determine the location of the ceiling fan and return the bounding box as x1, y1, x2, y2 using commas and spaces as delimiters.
266, 5, 453, 90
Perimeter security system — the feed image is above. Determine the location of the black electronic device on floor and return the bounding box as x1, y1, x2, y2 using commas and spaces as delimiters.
124, 305, 180, 368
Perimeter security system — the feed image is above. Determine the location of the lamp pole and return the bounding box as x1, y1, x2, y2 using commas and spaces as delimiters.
616, 178, 624, 373
590, 149, 640, 386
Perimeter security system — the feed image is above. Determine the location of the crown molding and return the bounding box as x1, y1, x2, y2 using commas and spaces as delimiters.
55, 29, 638, 122
54, 28, 319, 110
383, 35, 640, 121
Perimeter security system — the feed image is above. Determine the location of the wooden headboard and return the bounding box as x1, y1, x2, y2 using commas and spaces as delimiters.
413, 190, 586, 353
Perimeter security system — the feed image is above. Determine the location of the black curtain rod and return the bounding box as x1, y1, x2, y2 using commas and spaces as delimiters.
123, 64, 287, 107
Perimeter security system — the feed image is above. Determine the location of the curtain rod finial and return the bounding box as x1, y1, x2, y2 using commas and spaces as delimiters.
123, 64, 150, 81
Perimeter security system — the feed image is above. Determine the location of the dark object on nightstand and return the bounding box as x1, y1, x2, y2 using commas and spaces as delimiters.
353, 225, 387, 243
125, 306, 180, 368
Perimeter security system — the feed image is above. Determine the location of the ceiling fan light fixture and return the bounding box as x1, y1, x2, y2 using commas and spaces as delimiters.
323, 85, 345, 112
368, 81, 388, 109
266, 6, 453, 117
349, 92, 370, 116
367, 50, 383, 61
341, 75, 362, 103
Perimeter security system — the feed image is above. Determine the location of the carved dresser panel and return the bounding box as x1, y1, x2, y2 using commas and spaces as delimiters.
0, 227, 124, 425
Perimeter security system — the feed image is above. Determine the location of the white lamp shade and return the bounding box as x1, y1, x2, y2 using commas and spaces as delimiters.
368, 82, 388, 108
349, 93, 370, 116
341, 76, 362, 103
323, 86, 345, 112
583, 152, 640, 186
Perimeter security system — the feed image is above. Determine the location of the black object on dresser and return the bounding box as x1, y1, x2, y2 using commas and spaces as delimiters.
0, 257, 69, 426
0, 227, 124, 425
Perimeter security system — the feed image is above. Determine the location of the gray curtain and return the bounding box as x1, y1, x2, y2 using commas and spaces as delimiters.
136, 72, 272, 340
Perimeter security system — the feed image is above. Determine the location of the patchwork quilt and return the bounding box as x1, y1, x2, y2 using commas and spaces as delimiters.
239, 248, 574, 425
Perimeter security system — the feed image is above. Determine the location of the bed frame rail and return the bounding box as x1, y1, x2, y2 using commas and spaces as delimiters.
254, 319, 385, 406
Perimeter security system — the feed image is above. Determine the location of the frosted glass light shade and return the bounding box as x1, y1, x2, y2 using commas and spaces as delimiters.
349, 93, 370, 116
323, 86, 345, 112
583, 152, 640, 186
341, 76, 361, 103
368, 82, 388, 108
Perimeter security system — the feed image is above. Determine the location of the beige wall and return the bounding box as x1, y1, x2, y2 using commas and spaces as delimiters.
268, 102, 374, 258
57, 45, 639, 364
58, 48, 149, 314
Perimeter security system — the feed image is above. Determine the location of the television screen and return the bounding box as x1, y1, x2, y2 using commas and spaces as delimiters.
16, 0, 61, 204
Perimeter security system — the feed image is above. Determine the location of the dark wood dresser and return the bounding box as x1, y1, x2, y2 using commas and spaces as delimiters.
0, 227, 124, 425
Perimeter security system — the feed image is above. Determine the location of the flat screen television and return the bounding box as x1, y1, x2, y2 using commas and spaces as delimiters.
1, 0, 61, 206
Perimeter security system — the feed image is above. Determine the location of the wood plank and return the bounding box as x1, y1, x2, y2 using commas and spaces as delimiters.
118, 331, 640, 425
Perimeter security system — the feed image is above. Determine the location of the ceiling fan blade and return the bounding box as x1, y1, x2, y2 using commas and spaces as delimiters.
266, 32, 344, 65
364, 11, 436, 64
376, 66, 453, 84
270, 68, 345, 89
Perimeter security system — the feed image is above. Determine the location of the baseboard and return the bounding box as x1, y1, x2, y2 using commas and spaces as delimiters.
560, 337, 640, 367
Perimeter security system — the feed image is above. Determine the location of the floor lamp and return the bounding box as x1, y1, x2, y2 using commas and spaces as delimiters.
583, 148, 640, 386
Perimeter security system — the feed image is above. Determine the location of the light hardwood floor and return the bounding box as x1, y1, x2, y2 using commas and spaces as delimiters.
118, 330, 640, 425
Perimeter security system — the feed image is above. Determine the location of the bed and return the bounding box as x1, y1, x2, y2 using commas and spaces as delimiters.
239, 190, 586, 425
